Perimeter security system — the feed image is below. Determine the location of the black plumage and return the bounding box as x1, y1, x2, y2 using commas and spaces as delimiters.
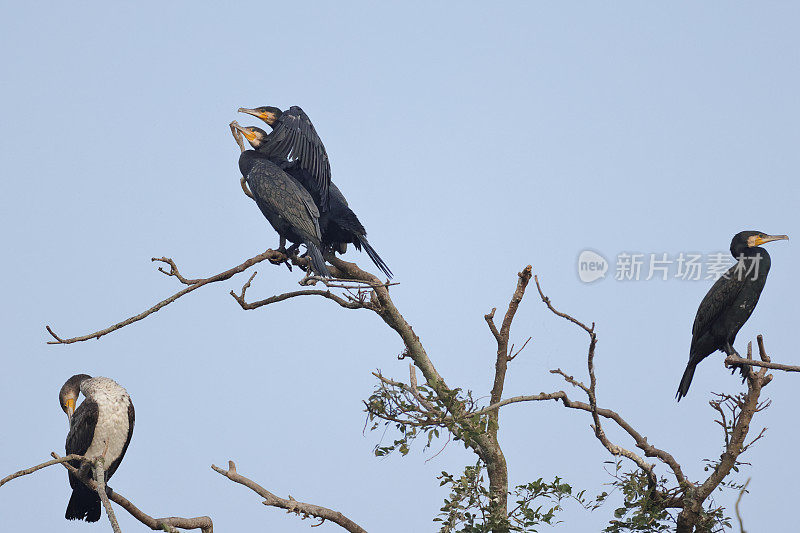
237, 110, 393, 278
236, 144, 330, 277
287, 165, 393, 278
676, 231, 788, 400
239, 106, 331, 211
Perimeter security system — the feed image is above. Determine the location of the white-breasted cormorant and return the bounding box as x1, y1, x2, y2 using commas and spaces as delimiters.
238, 106, 331, 212
676, 231, 788, 400
236, 114, 392, 278
232, 123, 331, 277
58, 374, 135, 522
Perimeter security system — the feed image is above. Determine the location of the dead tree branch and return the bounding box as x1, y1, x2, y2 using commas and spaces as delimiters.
0, 454, 84, 487
212, 461, 367, 533
528, 275, 771, 532
230, 271, 373, 311
45, 250, 308, 344
51, 453, 213, 533
93, 456, 122, 533
725, 338, 800, 373
693, 339, 771, 502
4, 453, 212, 532
533, 275, 668, 487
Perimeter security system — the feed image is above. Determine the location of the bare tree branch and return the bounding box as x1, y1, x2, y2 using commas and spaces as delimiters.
469, 392, 569, 417
51, 452, 213, 533
0, 454, 84, 487
45, 250, 305, 344
725, 356, 800, 372
93, 455, 122, 533
695, 339, 771, 502
230, 271, 371, 311
42, 244, 779, 533
533, 275, 671, 487
211, 460, 367, 533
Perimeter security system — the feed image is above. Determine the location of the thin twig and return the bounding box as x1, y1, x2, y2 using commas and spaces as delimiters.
735, 478, 751, 533
507, 336, 531, 361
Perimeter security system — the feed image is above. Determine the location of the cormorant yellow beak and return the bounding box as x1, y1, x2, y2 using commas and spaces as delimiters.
753, 234, 789, 246
238, 107, 275, 125
66, 398, 75, 421
231, 122, 258, 143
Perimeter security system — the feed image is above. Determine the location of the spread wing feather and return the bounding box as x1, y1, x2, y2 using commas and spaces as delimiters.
262, 106, 330, 210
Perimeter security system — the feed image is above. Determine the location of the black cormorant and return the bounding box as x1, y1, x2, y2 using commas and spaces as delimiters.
676, 231, 788, 400
58, 374, 135, 522
232, 123, 331, 277
236, 115, 392, 278
238, 106, 331, 211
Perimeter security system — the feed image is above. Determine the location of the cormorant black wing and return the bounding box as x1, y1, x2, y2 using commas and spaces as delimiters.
263, 106, 331, 210
65, 397, 99, 507
66, 399, 98, 456
247, 159, 322, 243
691, 264, 746, 340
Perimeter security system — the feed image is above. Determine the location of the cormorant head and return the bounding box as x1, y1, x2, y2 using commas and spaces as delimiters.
231, 123, 269, 149
238, 106, 283, 127
730, 231, 788, 256
59, 374, 91, 422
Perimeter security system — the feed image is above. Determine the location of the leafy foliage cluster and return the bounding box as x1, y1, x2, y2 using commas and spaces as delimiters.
365, 379, 486, 457
434, 460, 590, 533
365, 378, 748, 532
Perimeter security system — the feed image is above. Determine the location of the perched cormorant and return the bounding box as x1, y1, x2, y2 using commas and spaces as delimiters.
232, 123, 331, 277
238, 106, 331, 211
58, 374, 134, 522
236, 116, 393, 279
676, 231, 788, 400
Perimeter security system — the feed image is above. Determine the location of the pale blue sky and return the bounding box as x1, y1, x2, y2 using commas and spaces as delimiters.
1, 2, 798, 531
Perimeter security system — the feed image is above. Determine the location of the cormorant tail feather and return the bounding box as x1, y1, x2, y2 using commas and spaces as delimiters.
66, 485, 101, 522
356, 235, 393, 279
676, 362, 696, 402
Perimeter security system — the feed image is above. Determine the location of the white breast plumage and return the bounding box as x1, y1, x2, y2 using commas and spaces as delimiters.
80, 378, 131, 464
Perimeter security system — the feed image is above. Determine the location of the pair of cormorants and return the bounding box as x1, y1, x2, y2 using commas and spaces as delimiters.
58, 374, 135, 522
676, 231, 788, 400
232, 106, 392, 279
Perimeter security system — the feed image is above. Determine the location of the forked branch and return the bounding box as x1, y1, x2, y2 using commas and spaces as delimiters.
45, 250, 309, 344
724, 336, 799, 373
528, 275, 772, 532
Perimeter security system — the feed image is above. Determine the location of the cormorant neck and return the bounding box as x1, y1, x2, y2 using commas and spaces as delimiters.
731, 245, 770, 260
733, 246, 772, 278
